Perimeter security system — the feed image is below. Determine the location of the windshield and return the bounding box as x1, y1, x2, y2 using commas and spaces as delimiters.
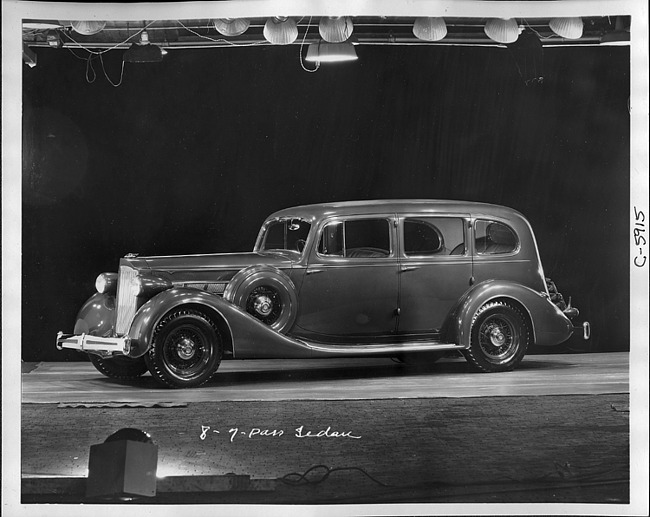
260, 218, 311, 254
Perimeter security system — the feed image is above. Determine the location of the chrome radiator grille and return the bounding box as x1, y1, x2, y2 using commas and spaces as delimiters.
115, 265, 138, 335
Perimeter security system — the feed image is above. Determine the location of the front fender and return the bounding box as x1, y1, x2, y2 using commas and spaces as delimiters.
125, 287, 316, 359
450, 280, 574, 348
73, 292, 116, 337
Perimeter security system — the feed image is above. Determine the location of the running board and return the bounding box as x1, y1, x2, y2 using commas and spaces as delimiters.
298, 340, 466, 356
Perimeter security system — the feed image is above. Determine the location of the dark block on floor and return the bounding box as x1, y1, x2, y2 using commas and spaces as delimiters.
86, 440, 158, 499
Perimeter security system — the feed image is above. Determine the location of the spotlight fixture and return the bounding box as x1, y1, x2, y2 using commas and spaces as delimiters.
484, 18, 520, 44
213, 18, 250, 37
263, 17, 298, 45
549, 17, 583, 39
318, 16, 354, 43
71, 20, 107, 35
305, 41, 358, 63
86, 428, 158, 500
412, 17, 447, 41
123, 30, 163, 63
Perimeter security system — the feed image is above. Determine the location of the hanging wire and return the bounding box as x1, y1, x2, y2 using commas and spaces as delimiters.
99, 53, 125, 87
522, 19, 555, 40
299, 16, 319, 73
85, 54, 97, 83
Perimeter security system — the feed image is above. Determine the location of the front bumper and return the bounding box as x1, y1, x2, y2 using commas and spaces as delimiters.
56, 331, 131, 356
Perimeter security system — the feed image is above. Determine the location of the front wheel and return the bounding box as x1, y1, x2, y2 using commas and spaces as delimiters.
89, 354, 148, 380
145, 309, 222, 388
463, 301, 530, 373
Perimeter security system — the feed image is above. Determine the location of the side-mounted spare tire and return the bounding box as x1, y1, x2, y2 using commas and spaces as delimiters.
224, 265, 298, 334
89, 354, 148, 380
463, 300, 530, 373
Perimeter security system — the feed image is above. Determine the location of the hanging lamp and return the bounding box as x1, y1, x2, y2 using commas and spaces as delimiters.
123, 31, 163, 63
549, 17, 583, 39
305, 41, 358, 63
71, 20, 107, 35
412, 17, 447, 41
318, 16, 354, 43
263, 17, 298, 45
213, 18, 250, 37
484, 18, 520, 44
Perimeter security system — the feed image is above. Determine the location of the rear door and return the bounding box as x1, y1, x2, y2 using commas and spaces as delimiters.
397, 215, 472, 333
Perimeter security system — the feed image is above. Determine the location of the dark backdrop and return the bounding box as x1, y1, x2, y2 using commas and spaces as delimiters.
22, 43, 630, 361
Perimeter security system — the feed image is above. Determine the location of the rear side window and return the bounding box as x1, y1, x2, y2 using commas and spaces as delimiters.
319, 218, 391, 258
403, 218, 466, 256
475, 220, 518, 255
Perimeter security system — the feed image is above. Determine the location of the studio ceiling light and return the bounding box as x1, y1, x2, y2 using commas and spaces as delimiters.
319, 16, 354, 43
484, 18, 520, 44
71, 20, 107, 35
412, 17, 447, 41
213, 18, 250, 37
549, 17, 583, 39
123, 31, 163, 63
263, 17, 298, 45
305, 41, 358, 63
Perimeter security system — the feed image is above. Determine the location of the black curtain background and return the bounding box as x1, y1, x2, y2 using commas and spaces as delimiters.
22, 43, 630, 361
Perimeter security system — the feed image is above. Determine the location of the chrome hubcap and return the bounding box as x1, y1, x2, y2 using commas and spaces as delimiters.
490, 328, 506, 346
176, 337, 196, 360
253, 295, 274, 317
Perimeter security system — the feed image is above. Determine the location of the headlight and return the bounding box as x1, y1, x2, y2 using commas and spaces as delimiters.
95, 273, 118, 294
130, 274, 173, 298
130, 276, 145, 297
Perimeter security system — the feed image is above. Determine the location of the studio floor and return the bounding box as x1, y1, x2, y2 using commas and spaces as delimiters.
19, 352, 631, 507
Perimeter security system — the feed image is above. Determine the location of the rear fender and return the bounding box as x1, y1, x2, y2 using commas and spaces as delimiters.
449, 280, 574, 348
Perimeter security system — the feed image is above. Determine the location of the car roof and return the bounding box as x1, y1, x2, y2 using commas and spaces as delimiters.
266, 199, 526, 222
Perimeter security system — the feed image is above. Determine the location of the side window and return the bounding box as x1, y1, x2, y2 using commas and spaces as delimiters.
475, 220, 518, 255
319, 218, 391, 258
404, 218, 466, 256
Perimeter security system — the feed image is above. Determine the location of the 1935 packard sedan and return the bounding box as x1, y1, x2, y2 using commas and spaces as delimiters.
57, 200, 590, 388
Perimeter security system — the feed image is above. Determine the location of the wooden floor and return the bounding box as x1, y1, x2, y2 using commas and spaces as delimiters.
15, 352, 636, 510
21, 352, 629, 403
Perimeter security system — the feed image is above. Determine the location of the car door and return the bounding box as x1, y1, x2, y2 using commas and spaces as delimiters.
295, 216, 399, 339
397, 215, 472, 334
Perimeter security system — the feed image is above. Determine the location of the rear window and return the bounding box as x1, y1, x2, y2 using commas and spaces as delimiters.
403, 218, 466, 256
474, 220, 518, 255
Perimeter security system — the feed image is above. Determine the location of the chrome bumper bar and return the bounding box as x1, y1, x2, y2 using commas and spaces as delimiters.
56, 331, 131, 355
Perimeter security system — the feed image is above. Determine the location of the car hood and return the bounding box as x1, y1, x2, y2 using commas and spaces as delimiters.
124, 251, 296, 274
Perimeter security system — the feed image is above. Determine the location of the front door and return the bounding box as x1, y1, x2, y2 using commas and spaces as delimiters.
397, 216, 472, 334
296, 216, 399, 340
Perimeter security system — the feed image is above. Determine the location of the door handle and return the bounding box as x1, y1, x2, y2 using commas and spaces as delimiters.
306, 269, 324, 275
400, 266, 420, 273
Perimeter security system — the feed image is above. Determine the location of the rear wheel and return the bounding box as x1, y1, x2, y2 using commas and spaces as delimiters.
145, 309, 222, 388
464, 301, 530, 372
89, 354, 148, 380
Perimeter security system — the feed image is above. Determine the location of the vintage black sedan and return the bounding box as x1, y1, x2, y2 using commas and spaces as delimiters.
57, 200, 590, 388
